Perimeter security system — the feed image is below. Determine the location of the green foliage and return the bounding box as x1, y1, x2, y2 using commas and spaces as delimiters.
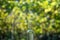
0, 0, 60, 40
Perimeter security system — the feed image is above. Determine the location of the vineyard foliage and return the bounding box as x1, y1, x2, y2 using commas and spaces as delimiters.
0, 0, 60, 38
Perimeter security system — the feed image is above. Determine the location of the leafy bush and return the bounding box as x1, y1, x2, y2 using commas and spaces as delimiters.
0, 0, 60, 40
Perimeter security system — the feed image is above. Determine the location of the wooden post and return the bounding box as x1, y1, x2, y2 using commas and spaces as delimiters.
27, 30, 34, 40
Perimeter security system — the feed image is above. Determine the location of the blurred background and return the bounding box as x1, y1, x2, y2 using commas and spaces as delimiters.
0, 0, 60, 40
